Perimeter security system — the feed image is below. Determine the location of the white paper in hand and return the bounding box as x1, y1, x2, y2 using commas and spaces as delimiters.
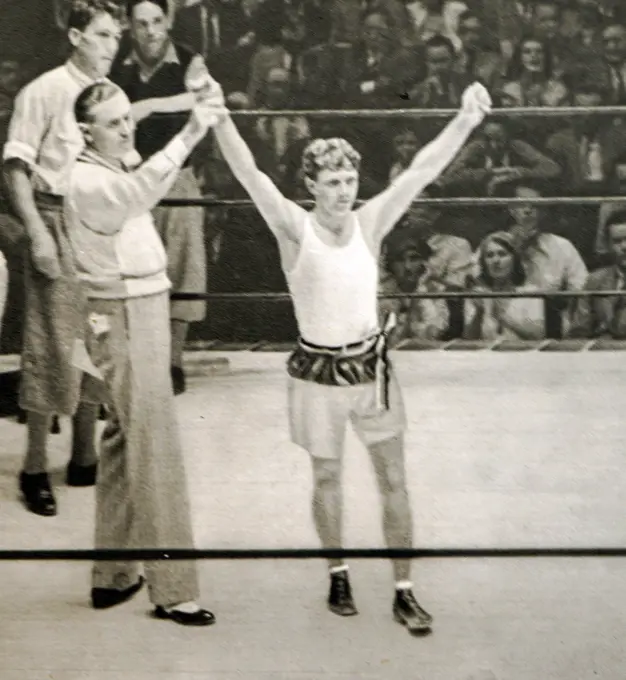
71, 339, 104, 381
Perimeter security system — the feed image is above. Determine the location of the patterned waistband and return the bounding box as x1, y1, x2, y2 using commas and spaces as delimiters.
288, 313, 396, 410
297, 331, 379, 357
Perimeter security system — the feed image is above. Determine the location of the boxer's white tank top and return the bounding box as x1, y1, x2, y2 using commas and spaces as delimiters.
284, 213, 379, 346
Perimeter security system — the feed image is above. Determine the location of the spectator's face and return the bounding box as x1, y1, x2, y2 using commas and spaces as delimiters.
603, 25, 626, 65
459, 17, 483, 52
534, 4, 560, 41
510, 187, 540, 228
362, 14, 390, 53
609, 222, 626, 268
83, 91, 136, 161
265, 75, 290, 108
426, 45, 454, 78
483, 241, 515, 284
306, 168, 359, 217
520, 40, 545, 74
483, 122, 508, 151
130, 1, 170, 63
499, 91, 518, 108
393, 131, 419, 164
392, 248, 426, 287
69, 12, 122, 78
0, 60, 20, 96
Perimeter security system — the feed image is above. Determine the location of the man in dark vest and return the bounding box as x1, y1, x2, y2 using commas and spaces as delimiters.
110, 0, 208, 394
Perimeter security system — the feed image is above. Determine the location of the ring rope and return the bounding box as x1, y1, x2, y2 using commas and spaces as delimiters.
199, 105, 626, 119
183, 338, 626, 352
161, 196, 626, 207
171, 290, 626, 301
2, 547, 626, 561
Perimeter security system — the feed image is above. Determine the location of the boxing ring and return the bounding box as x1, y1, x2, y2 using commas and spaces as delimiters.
2, 105, 626, 679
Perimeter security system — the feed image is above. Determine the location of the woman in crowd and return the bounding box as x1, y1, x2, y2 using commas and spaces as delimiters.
464, 231, 545, 341
500, 35, 569, 108
499, 34, 568, 143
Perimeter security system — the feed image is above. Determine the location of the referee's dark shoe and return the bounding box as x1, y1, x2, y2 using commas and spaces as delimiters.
91, 576, 145, 609
393, 589, 433, 634
153, 605, 216, 626
328, 571, 358, 616
19, 471, 57, 516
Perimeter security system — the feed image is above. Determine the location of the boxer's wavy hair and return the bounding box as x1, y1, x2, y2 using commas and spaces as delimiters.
74, 81, 124, 124
67, 0, 124, 31
301, 138, 361, 181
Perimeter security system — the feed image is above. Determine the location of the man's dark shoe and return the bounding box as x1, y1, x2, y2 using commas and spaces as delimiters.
393, 589, 433, 634
19, 472, 57, 516
153, 606, 215, 626
66, 461, 98, 487
328, 571, 358, 617
91, 576, 145, 609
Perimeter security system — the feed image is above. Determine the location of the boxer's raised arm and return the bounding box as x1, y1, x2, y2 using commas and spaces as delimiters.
213, 115, 305, 244
358, 83, 491, 246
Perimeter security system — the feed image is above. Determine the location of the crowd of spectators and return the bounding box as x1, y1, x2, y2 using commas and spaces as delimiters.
4, 0, 626, 347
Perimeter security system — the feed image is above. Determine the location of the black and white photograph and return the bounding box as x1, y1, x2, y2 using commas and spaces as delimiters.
2, 0, 626, 678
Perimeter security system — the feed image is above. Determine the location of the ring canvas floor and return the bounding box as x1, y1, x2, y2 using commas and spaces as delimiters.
0, 350, 624, 680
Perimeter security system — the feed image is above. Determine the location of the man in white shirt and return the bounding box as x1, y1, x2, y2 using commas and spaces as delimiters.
507, 183, 588, 289
2, 0, 124, 517
67, 79, 220, 626
209, 72, 491, 635
505, 181, 588, 335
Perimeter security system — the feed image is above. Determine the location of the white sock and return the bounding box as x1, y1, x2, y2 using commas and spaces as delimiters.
164, 601, 201, 614
395, 580, 413, 591
329, 565, 349, 575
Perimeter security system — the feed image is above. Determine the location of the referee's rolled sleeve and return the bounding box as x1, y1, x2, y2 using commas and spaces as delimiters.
3, 83, 50, 167
2, 140, 38, 166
